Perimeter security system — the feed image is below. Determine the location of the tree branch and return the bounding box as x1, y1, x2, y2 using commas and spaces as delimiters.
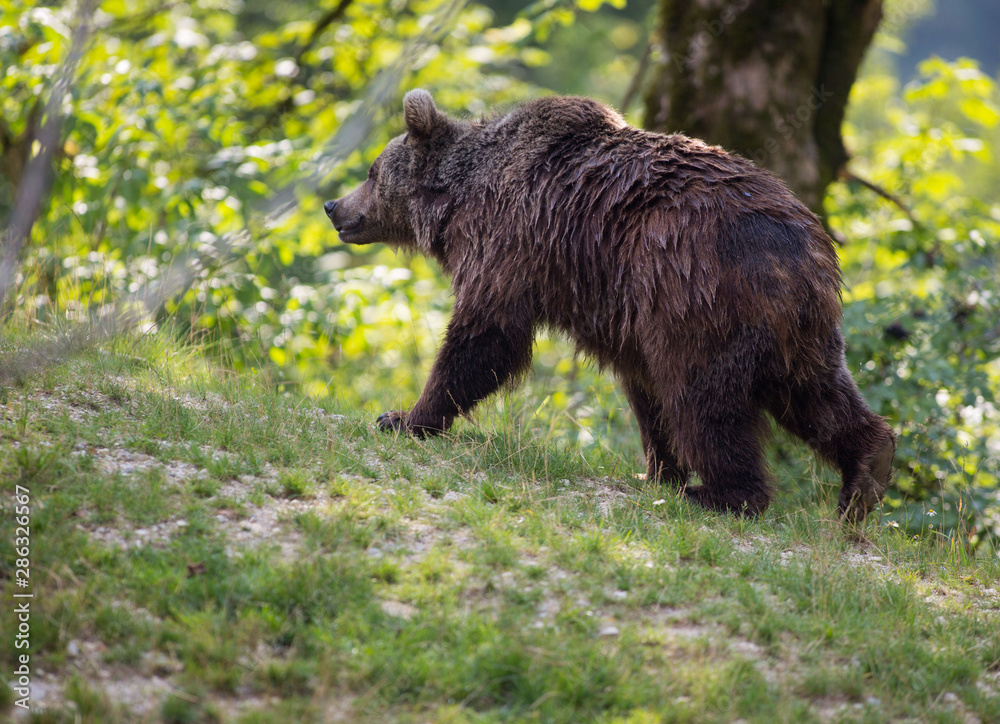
839, 166, 921, 229
621, 40, 652, 113
1, 1, 95, 308
258, 0, 356, 134
296, 0, 355, 66
108, 2, 187, 32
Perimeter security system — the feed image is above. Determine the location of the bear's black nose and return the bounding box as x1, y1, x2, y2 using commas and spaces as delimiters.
323, 200, 337, 218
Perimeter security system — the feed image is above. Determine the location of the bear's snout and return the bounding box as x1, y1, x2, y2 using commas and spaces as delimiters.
326, 197, 365, 241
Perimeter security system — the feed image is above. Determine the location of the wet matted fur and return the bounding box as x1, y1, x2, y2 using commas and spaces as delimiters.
324, 90, 896, 522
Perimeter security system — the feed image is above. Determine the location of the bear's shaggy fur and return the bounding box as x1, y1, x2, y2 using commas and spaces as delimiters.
325, 90, 896, 521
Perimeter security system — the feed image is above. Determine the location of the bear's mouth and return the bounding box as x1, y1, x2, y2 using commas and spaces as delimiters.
335, 219, 363, 241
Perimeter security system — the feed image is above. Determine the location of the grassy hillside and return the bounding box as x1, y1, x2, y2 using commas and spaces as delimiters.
2, 330, 999, 723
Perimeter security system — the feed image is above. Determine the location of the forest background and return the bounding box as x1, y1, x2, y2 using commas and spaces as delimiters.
2, 0, 999, 546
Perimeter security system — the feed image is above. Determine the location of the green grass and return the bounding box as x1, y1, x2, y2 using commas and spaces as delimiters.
1, 328, 999, 723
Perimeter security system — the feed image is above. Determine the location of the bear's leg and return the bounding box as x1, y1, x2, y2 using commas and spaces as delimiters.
621, 378, 688, 485
377, 319, 534, 437
672, 399, 772, 516
765, 364, 895, 523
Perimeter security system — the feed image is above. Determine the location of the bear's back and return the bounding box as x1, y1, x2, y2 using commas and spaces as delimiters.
443, 97, 842, 370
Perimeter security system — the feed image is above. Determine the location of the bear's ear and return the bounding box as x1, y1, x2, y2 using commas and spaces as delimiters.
403, 89, 445, 138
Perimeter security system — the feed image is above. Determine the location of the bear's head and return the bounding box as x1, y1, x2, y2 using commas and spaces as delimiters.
324, 89, 456, 252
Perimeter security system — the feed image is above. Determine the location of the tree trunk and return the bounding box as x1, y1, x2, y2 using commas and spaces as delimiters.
642, 0, 883, 215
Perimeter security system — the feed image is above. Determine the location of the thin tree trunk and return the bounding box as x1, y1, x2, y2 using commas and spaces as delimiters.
643, 0, 883, 215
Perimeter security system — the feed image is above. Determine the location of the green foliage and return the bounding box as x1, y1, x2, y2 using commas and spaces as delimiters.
833, 56, 1000, 542
2, 0, 547, 382
1, 1, 998, 546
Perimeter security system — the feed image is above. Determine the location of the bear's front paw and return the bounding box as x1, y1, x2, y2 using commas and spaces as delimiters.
683, 486, 770, 517
838, 436, 895, 524
376, 410, 409, 433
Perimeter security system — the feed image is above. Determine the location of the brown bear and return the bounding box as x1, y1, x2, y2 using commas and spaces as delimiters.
324, 89, 896, 522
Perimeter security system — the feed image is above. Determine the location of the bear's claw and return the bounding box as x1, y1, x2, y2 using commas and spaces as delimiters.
377, 410, 408, 433
839, 436, 896, 524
